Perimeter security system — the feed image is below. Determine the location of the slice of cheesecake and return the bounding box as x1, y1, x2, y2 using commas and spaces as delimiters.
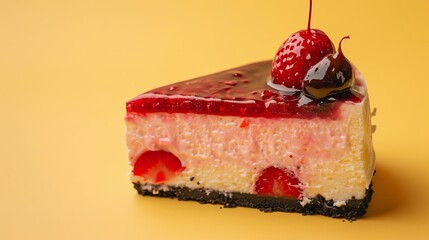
125, 61, 375, 220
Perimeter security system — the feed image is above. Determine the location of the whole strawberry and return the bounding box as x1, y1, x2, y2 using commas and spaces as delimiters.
270, 0, 334, 90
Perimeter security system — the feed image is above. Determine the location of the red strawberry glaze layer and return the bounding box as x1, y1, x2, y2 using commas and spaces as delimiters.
126, 61, 364, 120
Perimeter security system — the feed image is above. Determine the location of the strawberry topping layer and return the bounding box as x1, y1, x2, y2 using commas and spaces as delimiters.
126, 61, 363, 120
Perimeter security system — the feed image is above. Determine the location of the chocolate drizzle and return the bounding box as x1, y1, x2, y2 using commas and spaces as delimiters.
303, 36, 355, 100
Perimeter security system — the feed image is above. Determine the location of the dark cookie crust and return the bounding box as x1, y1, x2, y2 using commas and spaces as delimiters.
133, 182, 373, 221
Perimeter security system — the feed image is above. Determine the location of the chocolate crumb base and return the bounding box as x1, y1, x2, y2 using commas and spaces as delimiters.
133, 182, 373, 221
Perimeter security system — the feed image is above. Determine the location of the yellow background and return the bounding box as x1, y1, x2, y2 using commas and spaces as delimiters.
1, 0, 428, 239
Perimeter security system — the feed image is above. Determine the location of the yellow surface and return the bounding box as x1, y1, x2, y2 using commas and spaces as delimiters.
1, 0, 428, 239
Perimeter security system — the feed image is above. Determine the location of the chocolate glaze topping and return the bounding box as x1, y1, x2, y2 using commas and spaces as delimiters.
303, 36, 355, 99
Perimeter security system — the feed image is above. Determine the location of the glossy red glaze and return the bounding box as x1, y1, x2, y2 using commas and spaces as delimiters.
126, 61, 363, 119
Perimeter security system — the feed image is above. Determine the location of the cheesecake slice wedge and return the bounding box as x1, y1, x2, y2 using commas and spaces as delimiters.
125, 61, 375, 220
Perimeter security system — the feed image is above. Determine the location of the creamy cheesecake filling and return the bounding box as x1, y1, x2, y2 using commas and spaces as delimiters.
126, 96, 374, 204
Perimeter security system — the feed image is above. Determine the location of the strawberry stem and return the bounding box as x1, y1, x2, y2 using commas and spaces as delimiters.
338, 35, 350, 55
307, 0, 312, 33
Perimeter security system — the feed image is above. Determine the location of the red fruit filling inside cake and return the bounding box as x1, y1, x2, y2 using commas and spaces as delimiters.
254, 167, 302, 198
133, 151, 184, 184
